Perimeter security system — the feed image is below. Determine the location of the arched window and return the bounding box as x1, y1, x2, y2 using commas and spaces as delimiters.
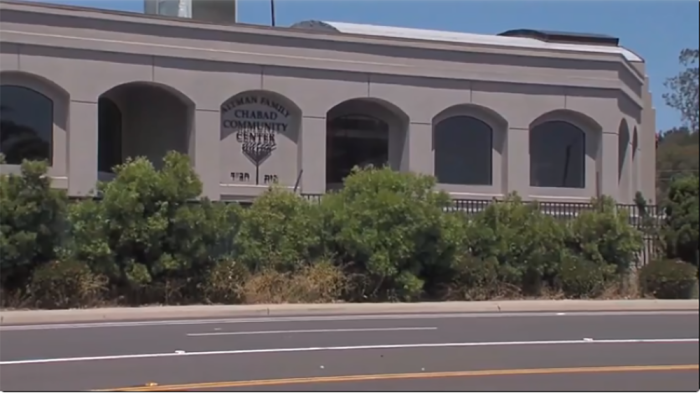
99, 82, 194, 171
632, 128, 639, 194
326, 114, 390, 184
617, 121, 631, 200
433, 116, 493, 185
530, 120, 586, 188
618, 123, 630, 182
97, 97, 123, 173
0, 85, 53, 165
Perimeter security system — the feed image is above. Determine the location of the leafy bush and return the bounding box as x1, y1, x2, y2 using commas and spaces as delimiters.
663, 175, 699, 266
235, 187, 323, 273
556, 254, 615, 298
62, 152, 240, 303
26, 259, 107, 309
320, 167, 461, 301
639, 259, 698, 299
0, 160, 68, 291
566, 196, 643, 273
443, 255, 518, 300
464, 194, 567, 294
2, 157, 686, 308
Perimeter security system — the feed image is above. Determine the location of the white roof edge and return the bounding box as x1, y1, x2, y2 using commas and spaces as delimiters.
314, 21, 643, 62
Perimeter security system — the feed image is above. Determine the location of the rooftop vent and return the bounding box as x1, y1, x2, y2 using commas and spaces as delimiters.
498, 29, 619, 46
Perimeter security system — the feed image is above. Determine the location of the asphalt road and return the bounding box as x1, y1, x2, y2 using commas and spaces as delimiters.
1, 311, 698, 391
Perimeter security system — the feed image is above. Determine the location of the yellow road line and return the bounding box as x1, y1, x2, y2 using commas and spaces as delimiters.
99, 364, 699, 392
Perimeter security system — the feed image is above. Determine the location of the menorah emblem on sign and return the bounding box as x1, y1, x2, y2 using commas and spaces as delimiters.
242, 138, 276, 185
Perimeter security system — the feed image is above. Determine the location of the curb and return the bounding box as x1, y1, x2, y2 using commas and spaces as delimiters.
1, 300, 697, 325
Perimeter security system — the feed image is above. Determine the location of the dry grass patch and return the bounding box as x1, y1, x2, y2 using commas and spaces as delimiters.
25, 260, 108, 309
240, 261, 348, 304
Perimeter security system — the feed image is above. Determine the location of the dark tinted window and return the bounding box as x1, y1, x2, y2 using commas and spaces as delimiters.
618, 121, 630, 182
98, 97, 123, 173
434, 116, 493, 185
0, 85, 53, 165
530, 121, 586, 188
326, 115, 389, 184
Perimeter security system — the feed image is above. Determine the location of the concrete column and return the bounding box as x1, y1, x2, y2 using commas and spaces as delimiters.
397, 121, 432, 176
68, 100, 98, 196
632, 144, 643, 200
506, 127, 529, 196
599, 131, 619, 199
299, 116, 326, 194
191, 108, 220, 200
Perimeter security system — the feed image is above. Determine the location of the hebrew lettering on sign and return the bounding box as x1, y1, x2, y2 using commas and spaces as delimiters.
230, 172, 250, 182
263, 174, 279, 184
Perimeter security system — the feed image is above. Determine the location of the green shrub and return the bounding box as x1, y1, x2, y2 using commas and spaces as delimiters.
663, 175, 699, 266
639, 259, 698, 299
62, 152, 240, 303
444, 255, 517, 300
634, 192, 667, 260
566, 196, 643, 274
235, 186, 323, 273
0, 160, 68, 291
26, 259, 107, 309
556, 254, 615, 298
464, 194, 567, 294
5, 156, 685, 307
320, 167, 461, 301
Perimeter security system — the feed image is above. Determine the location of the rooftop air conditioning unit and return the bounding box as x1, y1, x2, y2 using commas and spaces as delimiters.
144, 0, 237, 24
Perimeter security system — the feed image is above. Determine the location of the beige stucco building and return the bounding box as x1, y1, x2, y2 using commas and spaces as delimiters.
0, 0, 656, 203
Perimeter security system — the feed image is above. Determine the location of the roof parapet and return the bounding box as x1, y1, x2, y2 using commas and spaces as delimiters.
291, 20, 642, 62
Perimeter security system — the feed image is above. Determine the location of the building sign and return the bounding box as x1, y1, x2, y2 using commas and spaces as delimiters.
221, 95, 292, 185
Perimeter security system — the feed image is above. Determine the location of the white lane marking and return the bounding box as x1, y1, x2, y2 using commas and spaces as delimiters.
187, 327, 438, 337
1, 311, 696, 331
0, 338, 696, 366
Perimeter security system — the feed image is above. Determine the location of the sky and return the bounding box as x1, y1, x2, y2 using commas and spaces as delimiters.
28, 0, 700, 132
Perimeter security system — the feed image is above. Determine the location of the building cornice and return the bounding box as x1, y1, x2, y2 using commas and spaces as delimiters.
0, 0, 646, 84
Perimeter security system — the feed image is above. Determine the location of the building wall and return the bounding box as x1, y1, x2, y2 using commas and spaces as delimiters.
0, 1, 656, 203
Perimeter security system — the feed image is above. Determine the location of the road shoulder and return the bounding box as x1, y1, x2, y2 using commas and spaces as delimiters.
1, 299, 698, 325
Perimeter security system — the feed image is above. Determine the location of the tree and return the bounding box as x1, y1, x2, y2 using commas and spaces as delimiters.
657, 48, 699, 202
656, 127, 699, 201
663, 175, 699, 267
663, 48, 699, 133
